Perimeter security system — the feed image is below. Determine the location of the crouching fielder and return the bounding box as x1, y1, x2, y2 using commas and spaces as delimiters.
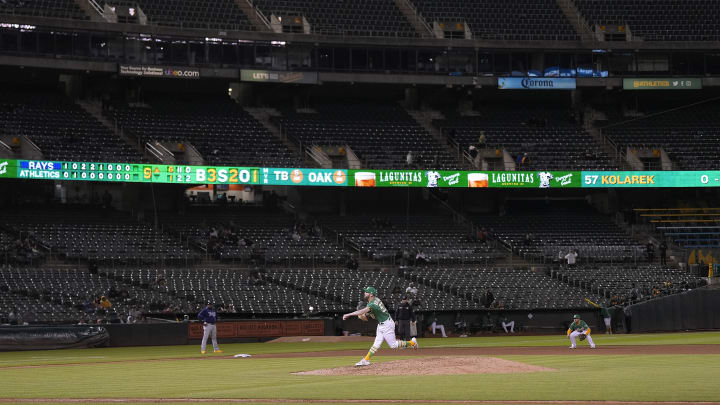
342, 286, 417, 366
567, 314, 595, 349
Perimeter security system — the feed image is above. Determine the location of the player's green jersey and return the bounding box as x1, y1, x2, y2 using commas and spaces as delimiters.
367, 297, 391, 323
569, 320, 589, 332
600, 307, 610, 318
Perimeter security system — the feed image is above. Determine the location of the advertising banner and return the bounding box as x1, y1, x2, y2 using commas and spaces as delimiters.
240, 69, 318, 84
350, 170, 581, 188
119, 65, 200, 79
188, 320, 325, 339
582, 171, 720, 188
260, 168, 347, 186
350, 169, 466, 188
622, 78, 702, 90
467, 171, 580, 188
0, 159, 17, 179
498, 77, 576, 90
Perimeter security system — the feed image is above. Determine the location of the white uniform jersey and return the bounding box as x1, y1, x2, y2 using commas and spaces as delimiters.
538, 172, 554, 188
426, 171, 441, 187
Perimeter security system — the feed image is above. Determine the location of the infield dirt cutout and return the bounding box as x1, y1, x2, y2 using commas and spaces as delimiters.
293, 356, 555, 376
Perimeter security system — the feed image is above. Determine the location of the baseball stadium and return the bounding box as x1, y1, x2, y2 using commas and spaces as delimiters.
1, 0, 720, 403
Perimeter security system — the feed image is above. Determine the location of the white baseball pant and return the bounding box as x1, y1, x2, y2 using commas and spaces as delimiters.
201, 323, 219, 351
372, 319, 398, 349
431, 321, 447, 337
604, 317, 611, 329
569, 330, 595, 348
502, 321, 515, 333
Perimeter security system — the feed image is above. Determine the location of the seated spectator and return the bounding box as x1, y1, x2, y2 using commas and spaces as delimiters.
8, 308, 18, 325
500, 314, 515, 334
405, 283, 418, 297
429, 314, 448, 338
468, 145, 478, 160
491, 300, 504, 309
99, 296, 112, 309
415, 250, 428, 264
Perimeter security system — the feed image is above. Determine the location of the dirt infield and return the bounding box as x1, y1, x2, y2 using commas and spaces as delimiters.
293, 356, 555, 376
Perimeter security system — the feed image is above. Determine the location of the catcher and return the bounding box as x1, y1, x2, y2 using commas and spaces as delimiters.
567, 314, 596, 349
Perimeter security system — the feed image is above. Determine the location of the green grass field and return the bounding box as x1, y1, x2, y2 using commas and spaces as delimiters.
1, 332, 719, 404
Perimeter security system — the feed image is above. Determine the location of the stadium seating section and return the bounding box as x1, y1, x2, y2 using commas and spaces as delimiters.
552, 264, 705, 301
635, 208, 720, 249
0, 266, 189, 323
0, 0, 89, 20
253, 0, 417, 36
2, 0, 719, 41
438, 107, 618, 171
112, 95, 301, 168
321, 215, 503, 264
575, 0, 720, 41
602, 103, 720, 170
266, 268, 470, 312
160, 208, 348, 265
108, 0, 255, 31
405, 265, 606, 310
413, 0, 579, 40
472, 201, 644, 262
2, 207, 198, 264
103, 267, 347, 315
0, 89, 141, 163
276, 104, 459, 170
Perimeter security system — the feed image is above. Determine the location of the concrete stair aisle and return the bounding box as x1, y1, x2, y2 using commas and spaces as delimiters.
244, 107, 314, 166
394, 0, 434, 37
405, 108, 467, 169
76, 99, 145, 159
555, 0, 596, 41
233, 0, 272, 31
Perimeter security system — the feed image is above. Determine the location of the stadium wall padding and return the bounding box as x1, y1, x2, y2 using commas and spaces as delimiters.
628, 288, 720, 332
0, 325, 109, 351
105, 323, 188, 347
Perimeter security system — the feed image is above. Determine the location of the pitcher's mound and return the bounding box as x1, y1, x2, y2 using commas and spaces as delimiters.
294, 356, 555, 376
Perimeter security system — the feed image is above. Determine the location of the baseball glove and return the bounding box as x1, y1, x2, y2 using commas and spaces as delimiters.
579, 334, 587, 341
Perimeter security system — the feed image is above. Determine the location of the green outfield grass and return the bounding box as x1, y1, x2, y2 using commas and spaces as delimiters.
1, 332, 719, 403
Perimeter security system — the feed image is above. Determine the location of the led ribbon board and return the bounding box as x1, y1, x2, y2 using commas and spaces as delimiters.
1, 160, 719, 188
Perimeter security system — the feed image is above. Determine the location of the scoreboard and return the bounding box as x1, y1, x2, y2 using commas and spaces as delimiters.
8, 160, 260, 185
2, 159, 720, 188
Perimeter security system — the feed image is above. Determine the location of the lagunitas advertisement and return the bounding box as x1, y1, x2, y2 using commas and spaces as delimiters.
350, 170, 465, 187
467, 171, 580, 188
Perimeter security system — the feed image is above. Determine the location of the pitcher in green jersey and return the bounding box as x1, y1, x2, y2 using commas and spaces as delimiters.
342, 286, 418, 366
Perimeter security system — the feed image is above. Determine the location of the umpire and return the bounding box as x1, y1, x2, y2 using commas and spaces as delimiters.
395, 296, 415, 341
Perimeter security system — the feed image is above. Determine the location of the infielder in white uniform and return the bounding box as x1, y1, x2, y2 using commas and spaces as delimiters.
342, 286, 417, 366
